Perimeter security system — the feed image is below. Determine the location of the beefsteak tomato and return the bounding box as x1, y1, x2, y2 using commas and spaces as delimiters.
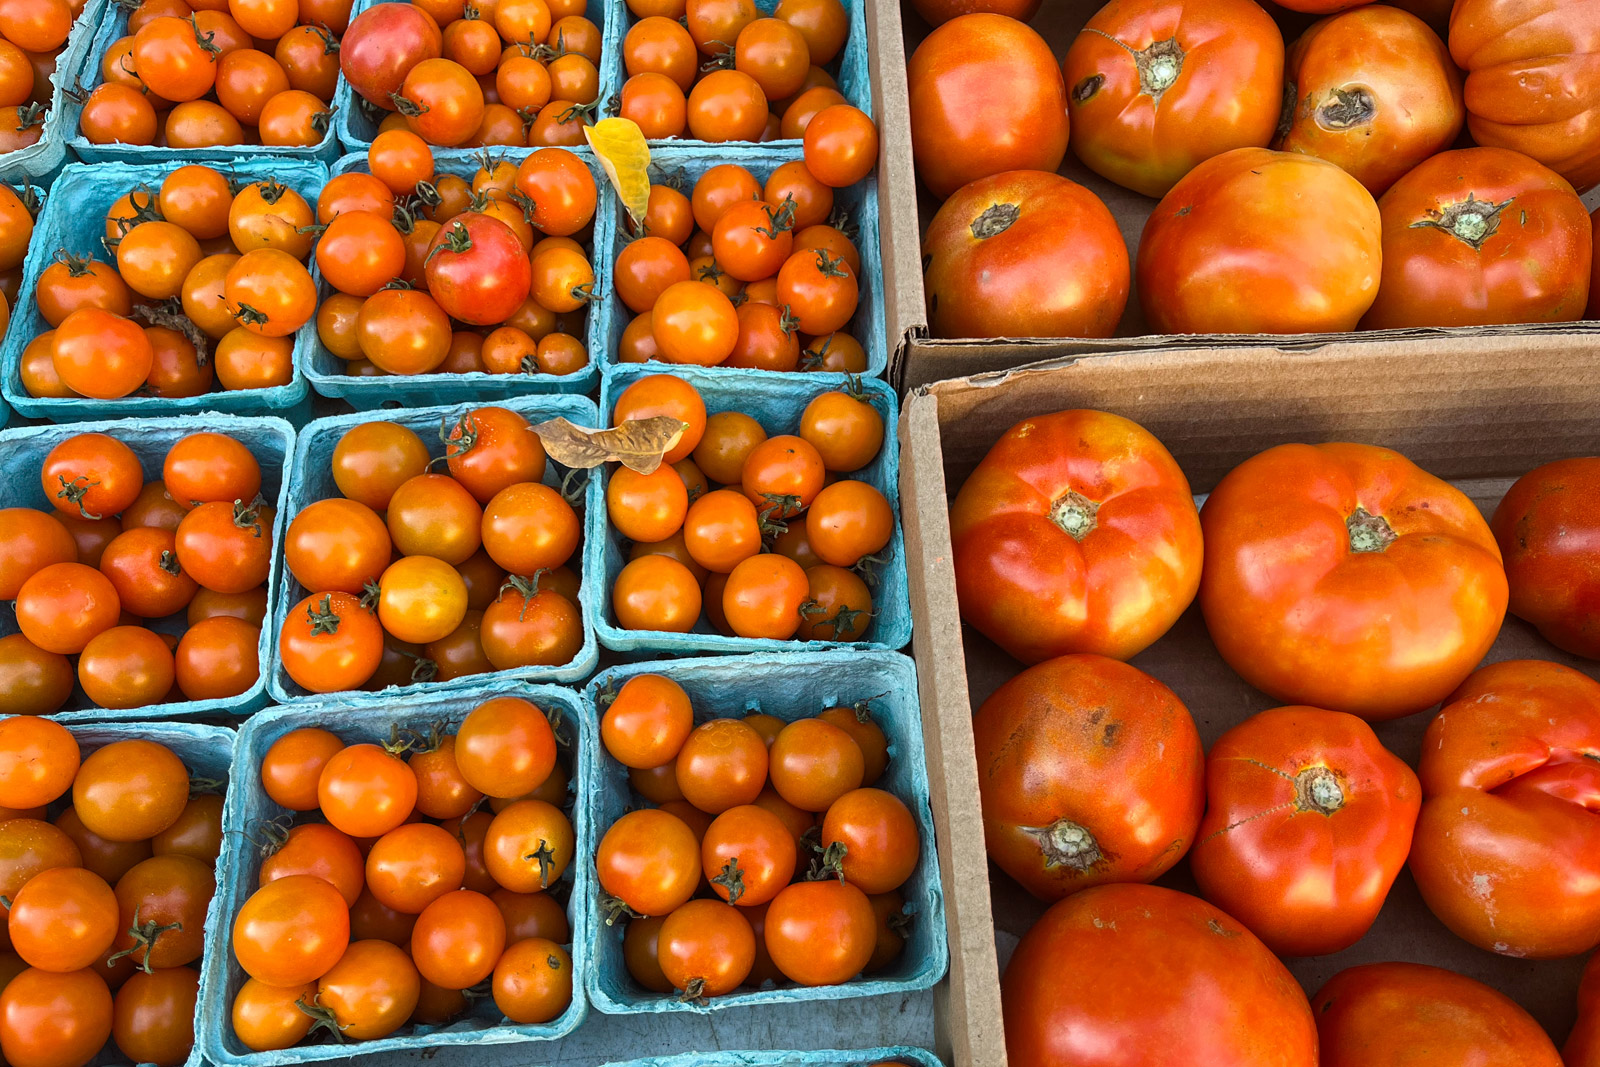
1410, 660, 1600, 959
922, 171, 1128, 339
1189, 706, 1420, 957
1003, 883, 1317, 1067
1490, 457, 1600, 660
949, 408, 1202, 664
973, 655, 1203, 901
1199, 442, 1507, 720
1060, 0, 1284, 198
1360, 148, 1592, 330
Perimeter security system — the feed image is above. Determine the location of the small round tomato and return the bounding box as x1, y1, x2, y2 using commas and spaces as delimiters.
612, 374, 707, 463
377, 555, 468, 644
365, 823, 466, 915
72, 739, 188, 842
493, 938, 571, 1023
0, 967, 113, 1067
513, 148, 598, 236
607, 465, 690, 543
228, 179, 314, 258
108, 854, 215, 969
775, 247, 856, 335
612, 555, 702, 633
763, 878, 874, 985
682, 490, 762, 575
151, 793, 224, 862
424, 212, 532, 325
796, 564, 872, 641
260, 727, 343, 811
480, 482, 579, 575
78, 626, 176, 710
113, 965, 199, 1067
410, 890, 505, 989
650, 280, 739, 366
482, 799, 574, 892
36, 253, 132, 328
174, 500, 273, 595
722, 554, 809, 640
332, 422, 431, 511
51, 308, 154, 399
596, 809, 701, 916
455, 696, 557, 799
702, 804, 796, 906
805, 480, 892, 567
386, 473, 483, 565
231, 977, 317, 1053
225, 248, 316, 337
802, 105, 877, 188
41, 433, 144, 522
16, 563, 121, 656
443, 407, 547, 503
623, 913, 672, 992
173, 614, 259, 701
133, 15, 219, 102
615, 236, 692, 313
601, 673, 694, 769
284, 498, 391, 595
233, 875, 351, 986
0, 636, 74, 717
279, 592, 384, 694
685, 69, 768, 143
712, 200, 793, 283
659, 899, 755, 997
9, 866, 118, 972
315, 210, 405, 298
318, 743, 418, 839
674, 718, 768, 814
0, 508, 75, 600
314, 940, 419, 1041
1491, 457, 1600, 658
396, 58, 486, 147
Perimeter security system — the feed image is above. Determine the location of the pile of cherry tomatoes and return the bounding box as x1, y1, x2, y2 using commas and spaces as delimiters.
597, 672, 915, 1000
0, 719, 224, 1067
314, 142, 597, 379
909, 0, 1598, 340
228, 694, 575, 1050
606, 372, 892, 642
615, 159, 873, 372
278, 405, 584, 695
2, 428, 273, 714
0, 0, 85, 154
340, 0, 602, 149
949, 404, 1600, 1067
617, 0, 853, 143
78, 0, 349, 149
19, 163, 318, 400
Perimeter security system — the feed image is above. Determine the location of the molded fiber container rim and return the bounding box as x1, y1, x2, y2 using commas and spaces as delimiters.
67, 719, 236, 1067
0, 158, 323, 421
590, 361, 911, 654
599, 144, 887, 381
299, 150, 608, 406
603, 0, 873, 149
332, 0, 619, 155
199, 681, 593, 1065
264, 393, 601, 703
0, 414, 294, 722
0, 0, 105, 185
598, 1048, 943, 1067
66, 2, 341, 165
581, 651, 947, 1014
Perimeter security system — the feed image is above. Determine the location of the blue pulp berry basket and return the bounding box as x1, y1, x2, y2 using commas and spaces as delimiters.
333, 0, 620, 155
64, 719, 236, 1067
265, 393, 601, 703
0, 158, 323, 422
65, 2, 342, 166
581, 651, 948, 1014
590, 361, 910, 655
0, 414, 293, 722
0, 0, 107, 186
598, 143, 887, 380
598, 1049, 944, 1067
603, 0, 872, 148
300, 150, 610, 407
199, 681, 593, 1066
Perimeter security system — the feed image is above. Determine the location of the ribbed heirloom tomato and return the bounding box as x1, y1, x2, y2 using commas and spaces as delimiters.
1190, 707, 1420, 957
1491, 457, 1600, 658
949, 408, 1202, 664
1199, 442, 1507, 719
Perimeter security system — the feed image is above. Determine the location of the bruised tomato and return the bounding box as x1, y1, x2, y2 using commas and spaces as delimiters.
1061, 0, 1284, 198
949, 409, 1201, 665
973, 655, 1203, 901
1190, 707, 1420, 957
922, 171, 1128, 340
1410, 661, 1600, 959
1199, 442, 1507, 720
1491, 457, 1600, 659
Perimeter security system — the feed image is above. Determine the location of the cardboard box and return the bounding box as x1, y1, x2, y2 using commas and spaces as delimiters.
864, 0, 1600, 391
896, 334, 1600, 1067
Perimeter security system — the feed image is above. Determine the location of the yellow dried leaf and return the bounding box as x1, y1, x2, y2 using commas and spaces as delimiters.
532, 415, 686, 474
584, 117, 652, 230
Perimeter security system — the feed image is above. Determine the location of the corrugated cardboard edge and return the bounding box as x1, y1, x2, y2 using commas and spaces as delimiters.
865, 0, 926, 376
898, 392, 1004, 1067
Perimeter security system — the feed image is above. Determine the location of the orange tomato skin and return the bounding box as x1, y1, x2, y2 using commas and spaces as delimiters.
1490, 458, 1600, 659
973, 655, 1203, 902
1190, 707, 1420, 957
1567, 954, 1600, 1067
1061, 0, 1284, 199
1410, 661, 1600, 959
1312, 962, 1562, 1067
1198, 442, 1507, 720
949, 409, 1201, 665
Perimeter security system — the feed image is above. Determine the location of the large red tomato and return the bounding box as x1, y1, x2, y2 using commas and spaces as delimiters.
921, 171, 1128, 339
973, 655, 1203, 901
424, 213, 532, 326
1490, 457, 1600, 659
1190, 707, 1420, 957
1003, 883, 1317, 1067
1567, 953, 1600, 1067
949, 409, 1201, 664
1361, 148, 1592, 329
1410, 660, 1600, 959
906, 14, 1068, 200
1137, 147, 1381, 333
1060, 0, 1284, 198
1199, 442, 1507, 720
339, 2, 443, 109
1312, 962, 1562, 1067
1274, 6, 1463, 196
1449, 0, 1600, 193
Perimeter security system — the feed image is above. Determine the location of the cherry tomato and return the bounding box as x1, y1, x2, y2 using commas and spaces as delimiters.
9, 867, 118, 972
483, 799, 573, 892
492, 937, 571, 1022
410, 890, 506, 988
316, 939, 419, 1040
659, 899, 754, 997
261, 727, 344, 811
0, 967, 113, 1067
231, 977, 317, 1053
78, 626, 176, 710
702, 804, 796, 906
232, 875, 351, 986
112, 965, 198, 1067
675, 718, 768, 814
763, 878, 874, 985
260, 823, 364, 907
612, 555, 702, 633
73, 739, 189, 842
596, 809, 700, 916
318, 743, 418, 838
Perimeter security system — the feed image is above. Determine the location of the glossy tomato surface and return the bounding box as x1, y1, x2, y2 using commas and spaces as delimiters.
949, 408, 1201, 664
1137, 147, 1382, 334
973, 655, 1203, 900
1491, 457, 1600, 659
922, 171, 1128, 339
1568, 953, 1600, 1067
1190, 706, 1420, 957
1061, 0, 1284, 198
1003, 883, 1317, 1067
1410, 660, 1600, 958
1199, 442, 1507, 720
